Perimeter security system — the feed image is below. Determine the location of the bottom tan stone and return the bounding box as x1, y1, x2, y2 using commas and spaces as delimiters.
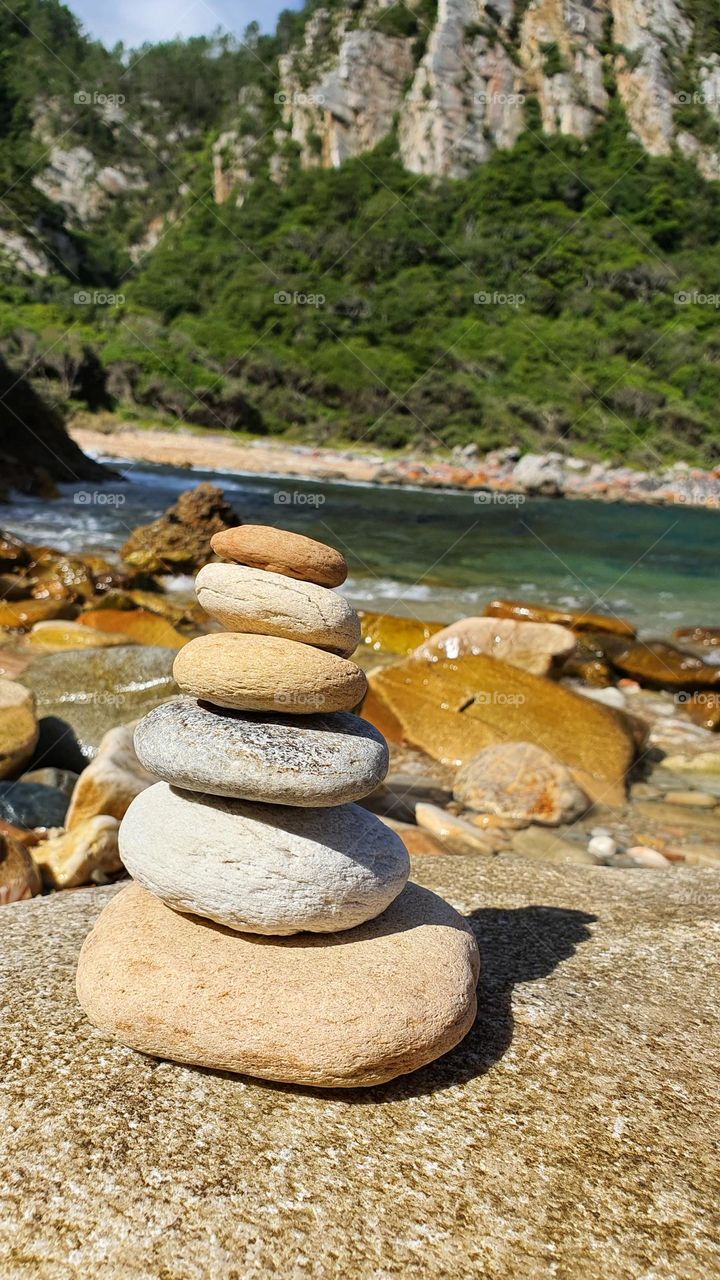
76, 881, 480, 1087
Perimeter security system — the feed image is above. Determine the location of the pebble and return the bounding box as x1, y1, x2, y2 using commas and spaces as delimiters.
134, 699, 388, 807
119, 782, 410, 935
625, 845, 672, 869
173, 632, 367, 714
76, 880, 480, 1087
211, 525, 348, 588
195, 562, 360, 656
663, 790, 717, 809
588, 835, 618, 859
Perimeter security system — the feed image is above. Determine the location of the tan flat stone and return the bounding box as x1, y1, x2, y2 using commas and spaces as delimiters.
364, 654, 636, 805
211, 524, 347, 588
174, 632, 367, 714
76, 881, 480, 1087
413, 617, 575, 676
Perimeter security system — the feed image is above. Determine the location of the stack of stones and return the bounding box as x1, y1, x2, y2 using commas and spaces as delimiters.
77, 525, 480, 1088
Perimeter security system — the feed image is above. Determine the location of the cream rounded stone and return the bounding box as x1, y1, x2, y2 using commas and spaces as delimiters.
76, 880, 480, 1086
134, 699, 388, 806
173, 632, 367, 714
119, 782, 410, 935
195, 563, 360, 656
211, 525, 347, 588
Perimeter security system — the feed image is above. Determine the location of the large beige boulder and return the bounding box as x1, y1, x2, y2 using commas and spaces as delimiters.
0, 678, 38, 779
76, 880, 480, 1087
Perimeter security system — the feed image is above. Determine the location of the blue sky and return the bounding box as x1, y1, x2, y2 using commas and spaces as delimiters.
71, 0, 298, 48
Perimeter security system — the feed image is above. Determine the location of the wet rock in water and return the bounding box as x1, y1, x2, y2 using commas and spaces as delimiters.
606, 639, 720, 690
359, 610, 446, 655
31, 815, 121, 889
363, 654, 637, 805
0, 781, 69, 830
412, 617, 575, 677
29, 552, 95, 604
121, 483, 241, 575
511, 825, 598, 865
674, 626, 720, 650
625, 845, 673, 868
28, 620, 133, 651
485, 598, 636, 638
22, 646, 178, 761
65, 723, 155, 830
76, 880, 478, 1086
0, 831, 42, 903
0, 817, 40, 848
0, 529, 34, 573
454, 742, 589, 826
22, 768, 79, 799
0, 679, 38, 779
78, 609, 189, 650
680, 693, 720, 732
0, 599, 76, 632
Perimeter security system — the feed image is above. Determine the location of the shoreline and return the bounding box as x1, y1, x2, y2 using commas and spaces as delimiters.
70, 424, 720, 510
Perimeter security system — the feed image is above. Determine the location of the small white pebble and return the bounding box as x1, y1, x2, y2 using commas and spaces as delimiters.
588, 834, 617, 859
626, 845, 671, 868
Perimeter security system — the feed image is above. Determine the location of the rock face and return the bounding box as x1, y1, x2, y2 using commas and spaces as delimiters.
134, 700, 389, 807
119, 783, 410, 935
454, 742, 590, 825
4, 857, 718, 1276
0, 679, 38, 779
121, 484, 241, 574
195, 562, 360, 655
173, 632, 367, 714
413, 616, 575, 676
364, 653, 637, 804
22, 646, 178, 761
76, 878, 477, 1084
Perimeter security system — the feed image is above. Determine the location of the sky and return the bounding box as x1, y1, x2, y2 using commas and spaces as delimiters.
70, 0, 298, 48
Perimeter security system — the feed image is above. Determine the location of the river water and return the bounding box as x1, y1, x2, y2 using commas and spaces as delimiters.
4, 459, 718, 635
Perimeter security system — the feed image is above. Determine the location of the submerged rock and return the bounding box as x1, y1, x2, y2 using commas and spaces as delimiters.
359, 610, 445, 655
606, 639, 720, 689
485, 598, 636, 638
413, 617, 575, 677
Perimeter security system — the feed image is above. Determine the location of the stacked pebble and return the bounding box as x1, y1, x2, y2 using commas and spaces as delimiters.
77, 525, 480, 1087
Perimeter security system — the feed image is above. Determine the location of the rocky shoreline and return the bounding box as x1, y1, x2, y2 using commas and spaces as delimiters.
70, 424, 720, 510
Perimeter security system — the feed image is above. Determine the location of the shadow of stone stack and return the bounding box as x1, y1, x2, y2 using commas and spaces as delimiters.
76, 525, 480, 1088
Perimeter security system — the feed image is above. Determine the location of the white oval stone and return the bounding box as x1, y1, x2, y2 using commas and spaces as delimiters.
119, 782, 410, 935
195, 563, 361, 656
134, 699, 389, 806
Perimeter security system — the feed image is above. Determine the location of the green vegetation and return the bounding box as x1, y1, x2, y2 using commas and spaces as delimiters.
1, 0, 720, 467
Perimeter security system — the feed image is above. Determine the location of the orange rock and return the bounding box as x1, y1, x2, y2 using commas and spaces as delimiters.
0, 599, 76, 631
211, 525, 347, 588
485, 598, 636, 638
79, 609, 189, 650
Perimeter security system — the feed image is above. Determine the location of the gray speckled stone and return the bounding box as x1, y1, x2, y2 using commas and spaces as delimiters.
134, 698, 389, 806
1, 858, 718, 1278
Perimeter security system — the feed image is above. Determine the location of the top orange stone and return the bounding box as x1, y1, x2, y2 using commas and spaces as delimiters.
210, 525, 348, 589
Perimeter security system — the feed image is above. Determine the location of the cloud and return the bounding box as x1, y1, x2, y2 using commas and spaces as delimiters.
71, 0, 292, 47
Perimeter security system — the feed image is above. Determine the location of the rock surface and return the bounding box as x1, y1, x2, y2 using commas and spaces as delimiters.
413, 616, 575, 676
31, 815, 121, 889
211, 524, 347, 587
120, 783, 410, 935
364, 653, 637, 804
134, 699, 388, 806
65, 723, 155, 829
174, 632, 367, 714
2, 856, 718, 1276
0, 678, 38, 779
76, 879, 479, 1086
454, 742, 590, 826
0, 780, 69, 830
22, 646, 178, 760
121, 483, 240, 574
0, 831, 41, 903
195, 562, 360, 655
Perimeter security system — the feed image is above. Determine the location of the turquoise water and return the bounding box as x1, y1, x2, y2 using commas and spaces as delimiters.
4, 459, 718, 635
